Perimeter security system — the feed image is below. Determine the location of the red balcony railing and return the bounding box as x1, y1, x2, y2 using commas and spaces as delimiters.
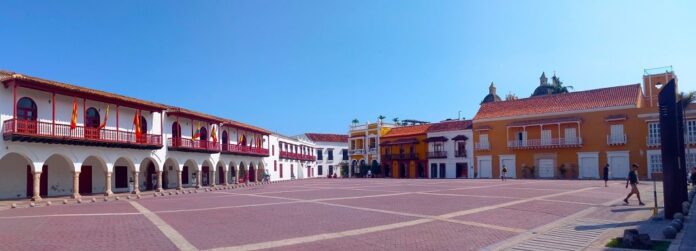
222, 144, 270, 157
168, 137, 220, 152
279, 151, 316, 161
3, 119, 162, 148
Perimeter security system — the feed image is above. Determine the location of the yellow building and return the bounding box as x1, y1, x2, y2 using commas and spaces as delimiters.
348, 120, 395, 177
472, 68, 695, 180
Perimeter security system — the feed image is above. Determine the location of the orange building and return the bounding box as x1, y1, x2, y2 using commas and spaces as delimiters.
472, 68, 695, 180
380, 124, 431, 178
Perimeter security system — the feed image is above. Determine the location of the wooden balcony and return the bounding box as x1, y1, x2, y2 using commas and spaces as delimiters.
167, 137, 220, 153
349, 149, 366, 155
507, 137, 582, 149
427, 151, 447, 159
3, 119, 162, 149
221, 144, 270, 157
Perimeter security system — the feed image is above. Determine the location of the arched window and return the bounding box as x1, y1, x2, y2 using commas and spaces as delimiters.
171, 122, 182, 147
16, 97, 37, 121
222, 131, 228, 146
85, 107, 100, 128
139, 116, 147, 135
200, 127, 208, 141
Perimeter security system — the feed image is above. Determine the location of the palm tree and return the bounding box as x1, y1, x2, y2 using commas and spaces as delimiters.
551, 77, 574, 94
392, 117, 400, 126
679, 91, 695, 108
378, 115, 386, 120
351, 118, 359, 125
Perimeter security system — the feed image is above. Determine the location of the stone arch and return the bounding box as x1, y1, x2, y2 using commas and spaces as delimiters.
138, 157, 160, 191
81, 155, 109, 195
228, 161, 238, 183
257, 161, 266, 181
163, 158, 180, 189
0, 152, 35, 199
43, 153, 76, 197
248, 162, 257, 182
238, 161, 248, 183
112, 157, 136, 194
201, 159, 214, 186
183, 159, 198, 188
216, 160, 227, 185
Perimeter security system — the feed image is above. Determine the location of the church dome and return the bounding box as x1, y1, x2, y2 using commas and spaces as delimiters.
481, 82, 502, 104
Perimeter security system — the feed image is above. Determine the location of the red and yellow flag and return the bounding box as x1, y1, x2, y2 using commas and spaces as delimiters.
211, 124, 217, 143
98, 105, 109, 130
70, 97, 78, 130
133, 110, 142, 138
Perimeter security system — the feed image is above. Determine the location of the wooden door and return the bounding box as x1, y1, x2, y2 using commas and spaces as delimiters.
80, 165, 92, 195
218, 166, 225, 184
115, 166, 128, 188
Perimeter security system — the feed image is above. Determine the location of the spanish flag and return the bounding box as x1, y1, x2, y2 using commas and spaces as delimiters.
211, 124, 217, 143
133, 110, 142, 138
98, 105, 109, 130
70, 97, 78, 130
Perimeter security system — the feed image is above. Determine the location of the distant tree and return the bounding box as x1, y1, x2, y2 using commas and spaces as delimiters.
351, 118, 359, 125
392, 117, 400, 126
679, 91, 695, 108
378, 115, 386, 121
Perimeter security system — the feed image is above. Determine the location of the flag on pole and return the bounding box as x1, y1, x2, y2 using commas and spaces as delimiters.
211, 124, 218, 143
192, 121, 200, 140
70, 97, 78, 130
98, 105, 109, 130
133, 110, 142, 139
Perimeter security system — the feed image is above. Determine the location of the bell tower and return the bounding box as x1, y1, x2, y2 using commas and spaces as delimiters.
644, 66, 677, 107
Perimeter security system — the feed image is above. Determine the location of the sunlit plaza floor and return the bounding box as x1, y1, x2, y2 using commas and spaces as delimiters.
0, 178, 659, 251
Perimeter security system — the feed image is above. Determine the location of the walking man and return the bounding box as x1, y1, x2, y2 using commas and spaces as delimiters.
623, 164, 645, 206
603, 163, 610, 187
501, 165, 508, 181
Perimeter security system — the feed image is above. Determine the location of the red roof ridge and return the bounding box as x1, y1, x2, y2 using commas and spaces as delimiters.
501, 83, 641, 104
382, 124, 432, 138
305, 133, 349, 143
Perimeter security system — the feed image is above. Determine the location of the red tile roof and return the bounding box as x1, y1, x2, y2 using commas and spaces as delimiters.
305, 133, 348, 143
474, 84, 641, 120
382, 124, 432, 138
0, 70, 168, 111
427, 120, 473, 133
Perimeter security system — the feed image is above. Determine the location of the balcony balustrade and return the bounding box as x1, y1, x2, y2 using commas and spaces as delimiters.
168, 137, 220, 153
3, 119, 162, 149
646, 135, 661, 147
507, 137, 582, 149
474, 142, 490, 151
349, 149, 366, 155
427, 151, 447, 159
280, 151, 316, 161
222, 144, 269, 157
382, 153, 418, 160
454, 150, 467, 158
607, 134, 627, 145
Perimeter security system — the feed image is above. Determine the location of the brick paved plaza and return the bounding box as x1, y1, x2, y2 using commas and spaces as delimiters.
0, 179, 657, 251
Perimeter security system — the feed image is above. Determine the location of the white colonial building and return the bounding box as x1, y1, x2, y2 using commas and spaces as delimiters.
265, 134, 317, 181
425, 120, 475, 179
0, 70, 289, 201
298, 133, 349, 177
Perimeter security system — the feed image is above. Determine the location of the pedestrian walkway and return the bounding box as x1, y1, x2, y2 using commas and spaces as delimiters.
510, 218, 618, 251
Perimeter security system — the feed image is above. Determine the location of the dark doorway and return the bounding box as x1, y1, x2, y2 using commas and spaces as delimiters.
456, 163, 468, 178
439, 163, 446, 179
431, 163, 437, 178
248, 166, 256, 182
85, 107, 100, 139
115, 166, 128, 189
80, 165, 93, 194
172, 122, 181, 146
218, 166, 225, 184
202, 166, 210, 186
182, 166, 189, 185
399, 163, 407, 178
144, 162, 156, 190
16, 97, 38, 134
418, 163, 425, 178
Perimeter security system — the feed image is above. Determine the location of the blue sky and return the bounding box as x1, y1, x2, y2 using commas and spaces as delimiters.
1, 1, 694, 135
